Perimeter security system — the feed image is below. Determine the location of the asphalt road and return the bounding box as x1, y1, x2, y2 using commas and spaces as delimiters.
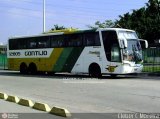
0, 70, 160, 119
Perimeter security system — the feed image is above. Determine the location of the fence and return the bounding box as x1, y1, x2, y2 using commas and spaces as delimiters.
142, 47, 160, 73
0, 54, 7, 70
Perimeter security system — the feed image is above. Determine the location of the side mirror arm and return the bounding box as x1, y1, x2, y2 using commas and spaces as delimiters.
139, 39, 148, 49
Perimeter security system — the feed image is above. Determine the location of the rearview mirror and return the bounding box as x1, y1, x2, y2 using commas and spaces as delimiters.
139, 39, 148, 49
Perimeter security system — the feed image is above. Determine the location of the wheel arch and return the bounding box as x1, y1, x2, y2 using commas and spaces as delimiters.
88, 62, 102, 77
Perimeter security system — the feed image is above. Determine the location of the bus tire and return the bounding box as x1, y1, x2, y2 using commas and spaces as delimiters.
89, 63, 102, 78
20, 63, 28, 74
28, 63, 37, 75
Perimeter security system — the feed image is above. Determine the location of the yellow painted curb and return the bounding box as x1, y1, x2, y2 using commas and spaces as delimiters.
0, 92, 8, 100
33, 102, 51, 112
6, 95, 20, 103
18, 98, 34, 107
50, 106, 71, 117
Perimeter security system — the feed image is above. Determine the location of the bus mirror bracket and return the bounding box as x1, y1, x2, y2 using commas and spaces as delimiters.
139, 39, 148, 49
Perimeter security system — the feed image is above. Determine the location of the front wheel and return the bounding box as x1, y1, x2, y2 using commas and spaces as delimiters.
89, 63, 102, 78
28, 63, 37, 74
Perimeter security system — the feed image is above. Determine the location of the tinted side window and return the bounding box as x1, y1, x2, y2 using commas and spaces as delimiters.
83, 32, 100, 46
18, 38, 27, 49
67, 34, 82, 47
37, 36, 50, 48
27, 38, 37, 49
50, 36, 58, 47
9, 39, 17, 50
9, 38, 27, 50
50, 35, 65, 47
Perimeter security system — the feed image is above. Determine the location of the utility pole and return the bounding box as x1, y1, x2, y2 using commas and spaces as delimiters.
158, 0, 160, 23
43, 0, 46, 32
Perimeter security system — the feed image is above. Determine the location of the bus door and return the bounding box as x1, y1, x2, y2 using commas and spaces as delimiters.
102, 30, 121, 74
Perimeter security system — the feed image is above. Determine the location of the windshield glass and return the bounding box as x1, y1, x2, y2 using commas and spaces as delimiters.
118, 30, 138, 39
118, 31, 143, 63
124, 39, 142, 62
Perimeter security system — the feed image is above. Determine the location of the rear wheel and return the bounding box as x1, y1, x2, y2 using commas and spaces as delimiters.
20, 63, 28, 74
28, 63, 37, 74
89, 63, 102, 78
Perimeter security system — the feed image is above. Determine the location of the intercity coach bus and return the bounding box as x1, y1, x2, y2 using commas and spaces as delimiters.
7, 28, 148, 77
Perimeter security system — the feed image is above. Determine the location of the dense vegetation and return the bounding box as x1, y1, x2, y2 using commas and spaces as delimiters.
88, 0, 160, 45
117, 0, 160, 45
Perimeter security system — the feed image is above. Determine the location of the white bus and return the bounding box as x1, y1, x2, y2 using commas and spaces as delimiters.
7, 28, 148, 77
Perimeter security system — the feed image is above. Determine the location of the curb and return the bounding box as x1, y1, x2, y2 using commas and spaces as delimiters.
6, 95, 20, 103
33, 102, 51, 112
18, 98, 34, 107
0, 92, 8, 100
0, 92, 71, 117
50, 106, 71, 117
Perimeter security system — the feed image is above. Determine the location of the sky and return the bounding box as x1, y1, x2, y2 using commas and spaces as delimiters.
0, 0, 148, 44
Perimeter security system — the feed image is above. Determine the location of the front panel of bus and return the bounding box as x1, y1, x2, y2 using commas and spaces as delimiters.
101, 29, 143, 74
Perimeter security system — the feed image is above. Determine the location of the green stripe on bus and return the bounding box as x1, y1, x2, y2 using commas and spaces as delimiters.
53, 48, 73, 72
50, 48, 63, 71
61, 47, 84, 72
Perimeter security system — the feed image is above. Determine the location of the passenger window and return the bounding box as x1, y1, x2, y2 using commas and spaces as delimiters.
9, 39, 18, 50
67, 34, 82, 47
50, 36, 58, 47
51, 35, 65, 47
18, 39, 27, 49
84, 32, 100, 46
37, 36, 50, 48
28, 38, 37, 48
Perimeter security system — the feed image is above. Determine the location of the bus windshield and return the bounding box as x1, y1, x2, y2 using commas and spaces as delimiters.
124, 39, 142, 62
118, 31, 142, 63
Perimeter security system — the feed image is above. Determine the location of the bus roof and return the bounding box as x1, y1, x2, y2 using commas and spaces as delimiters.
9, 29, 97, 39
9, 28, 135, 40
98, 28, 135, 32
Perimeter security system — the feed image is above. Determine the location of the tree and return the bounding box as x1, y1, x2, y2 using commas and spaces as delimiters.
116, 0, 160, 45
50, 24, 66, 30
87, 20, 115, 29
44, 24, 77, 34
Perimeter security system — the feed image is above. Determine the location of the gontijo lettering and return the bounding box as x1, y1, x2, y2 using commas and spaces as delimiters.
25, 51, 47, 56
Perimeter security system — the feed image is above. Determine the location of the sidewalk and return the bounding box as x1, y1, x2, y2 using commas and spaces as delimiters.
139, 72, 160, 77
